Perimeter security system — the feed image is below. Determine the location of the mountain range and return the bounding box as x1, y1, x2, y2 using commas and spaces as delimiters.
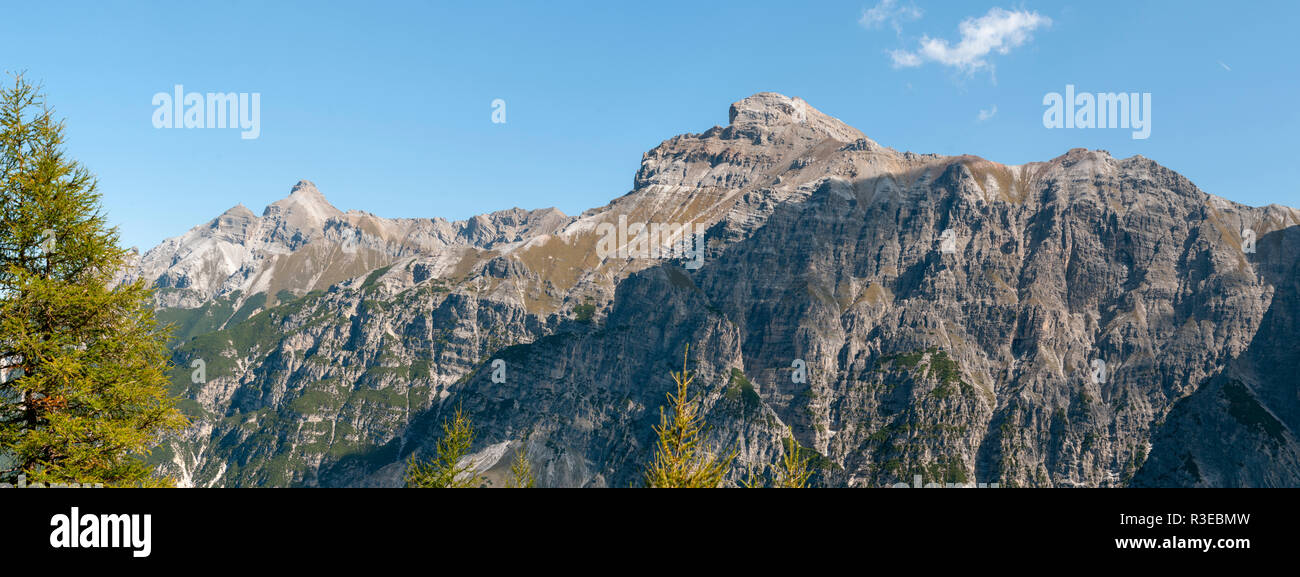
124, 92, 1300, 487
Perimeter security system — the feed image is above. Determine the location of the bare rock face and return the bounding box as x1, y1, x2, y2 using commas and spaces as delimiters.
149, 94, 1300, 488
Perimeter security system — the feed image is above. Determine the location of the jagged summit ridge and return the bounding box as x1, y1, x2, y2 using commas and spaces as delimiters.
122, 180, 571, 310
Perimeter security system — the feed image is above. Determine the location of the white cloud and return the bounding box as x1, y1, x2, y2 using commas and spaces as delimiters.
890, 8, 1050, 73
860, 0, 923, 34
977, 105, 998, 121
890, 49, 923, 68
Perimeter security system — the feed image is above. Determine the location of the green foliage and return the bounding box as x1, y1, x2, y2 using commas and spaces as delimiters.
361, 265, 392, 290
923, 456, 968, 484
0, 75, 187, 486
776, 436, 813, 488
724, 367, 761, 414
878, 347, 972, 398
1081, 431, 1098, 452
154, 291, 270, 346
573, 301, 596, 323
877, 349, 925, 369
227, 291, 267, 327
153, 291, 239, 345
506, 448, 535, 488
924, 348, 963, 386
405, 406, 483, 488
738, 434, 815, 489
781, 436, 837, 472
645, 345, 735, 488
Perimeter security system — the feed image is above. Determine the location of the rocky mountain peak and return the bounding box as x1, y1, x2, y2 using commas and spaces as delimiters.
289, 179, 322, 196
209, 203, 258, 238
218, 203, 255, 220
728, 92, 868, 144
633, 93, 879, 193
264, 179, 342, 224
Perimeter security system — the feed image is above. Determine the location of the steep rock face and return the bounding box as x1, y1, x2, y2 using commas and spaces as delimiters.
155, 93, 1300, 488
1134, 217, 1300, 487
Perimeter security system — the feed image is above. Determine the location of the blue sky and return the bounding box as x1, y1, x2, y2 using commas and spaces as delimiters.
3, 0, 1297, 249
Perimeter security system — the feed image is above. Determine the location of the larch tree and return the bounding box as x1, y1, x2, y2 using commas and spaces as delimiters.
775, 436, 813, 488
645, 345, 735, 488
0, 75, 187, 487
406, 406, 484, 488
505, 448, 535, 488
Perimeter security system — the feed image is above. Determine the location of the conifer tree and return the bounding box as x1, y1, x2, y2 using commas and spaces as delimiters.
776, 437, 813, 488
645, 345, 735, 488
0, 75, 187, 487
406, 406, 483, 488
505, 447, 535, 488
738, 436, 813, 488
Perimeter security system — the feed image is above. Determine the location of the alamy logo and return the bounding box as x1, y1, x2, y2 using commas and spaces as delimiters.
38, 228, 55, 255
1043, 85, 1151, 140
1241, 228, 1256, 254
791, 359, 807, 384
491, 359, 507, 384
891, 475, 999, 488
1090, 359, 1107, 385
491, 98, 506, 124
50, 507, 151, 558
152, 85, 261, 140
938, 228, 957, 255
340, 227, 365, 254
190, 358, 206, 384
595, 216, 707, 270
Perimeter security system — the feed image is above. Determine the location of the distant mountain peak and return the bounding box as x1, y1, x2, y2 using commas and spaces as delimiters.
265, 179, 342, 222
290, 179, 321, 196
219, 203, 255, 218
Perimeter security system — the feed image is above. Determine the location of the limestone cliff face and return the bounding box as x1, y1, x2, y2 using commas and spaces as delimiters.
149, 93, 1300, 487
